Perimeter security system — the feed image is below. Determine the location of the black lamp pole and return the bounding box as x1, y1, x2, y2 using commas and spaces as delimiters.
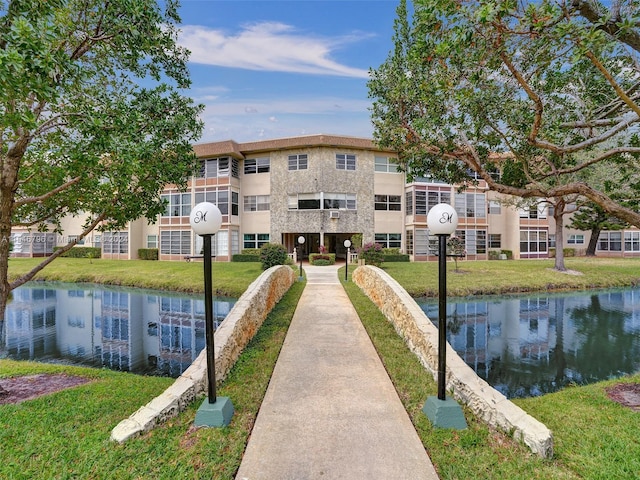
298, 235, 305, 279
202, 234, 216, 404
344, 239, 351, 281
190, 201, 234, 427
437, 233, 447, 401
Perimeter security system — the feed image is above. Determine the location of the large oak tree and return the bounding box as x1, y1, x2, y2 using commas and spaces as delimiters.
0, 0, 203, 318
369, 0, 640, 270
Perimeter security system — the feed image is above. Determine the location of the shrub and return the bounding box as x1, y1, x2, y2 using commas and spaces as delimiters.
500, 249, 513, 260
259, 243, 288, 270
313, 259, 332, 266
488, 250, 500, 260
310, 253, 335, 265
242, 248, 261, 256
358, 242, 384, 267
382, 248, 400, 255
350, 233, 363, 250
138, 248, 158, 260
54, 246, 102, 259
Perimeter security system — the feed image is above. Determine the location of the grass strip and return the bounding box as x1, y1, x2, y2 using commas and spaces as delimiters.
0, 281, 304, 480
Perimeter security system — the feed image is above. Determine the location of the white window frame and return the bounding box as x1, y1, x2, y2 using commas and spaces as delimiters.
160, 230, 190, 255
336, 153, 356, 171
243, 233, 270, 249
625, 231, 640, 252
567, 234, 584, 245
375, 233, 402, 249
195, 189, 230, 215
288, 154, 308, 171
162, 193, 191, 217
455, 193, 487, 218
147, 235, 158, 249
244, 195, 270, 212
374, 195, 402, 211
598, 231, 622, 251
244, 157, 270, 174
374, 156, 399, 173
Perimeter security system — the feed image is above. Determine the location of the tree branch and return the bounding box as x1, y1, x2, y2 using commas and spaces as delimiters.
14, 205, 67, 228
585, 50, 640, 118
573, 0, 640, 53
10, 212, 108, 291
14, 176, 82, 207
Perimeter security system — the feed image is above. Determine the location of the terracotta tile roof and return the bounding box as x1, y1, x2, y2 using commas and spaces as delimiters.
192, 134, 393, 159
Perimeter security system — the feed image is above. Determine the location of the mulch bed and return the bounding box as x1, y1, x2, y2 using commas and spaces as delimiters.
606, 383, 640, 411
0, 374, 92, 405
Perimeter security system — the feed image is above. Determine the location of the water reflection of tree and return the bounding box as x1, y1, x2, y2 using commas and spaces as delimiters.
488, 297, 572, 398
570, 293, 640, 381
447, 307, 463, 335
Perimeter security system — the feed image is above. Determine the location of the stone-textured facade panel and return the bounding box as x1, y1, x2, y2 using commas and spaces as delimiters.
270, 146, 375, 244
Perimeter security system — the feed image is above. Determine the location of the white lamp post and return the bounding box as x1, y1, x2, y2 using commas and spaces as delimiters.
190, 202, 234, 427
422, 203, 467, 429
297, 235, 305, 280
343, 239, 351, 281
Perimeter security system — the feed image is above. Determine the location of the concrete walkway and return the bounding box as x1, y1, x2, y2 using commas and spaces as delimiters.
235, 263, 439, 480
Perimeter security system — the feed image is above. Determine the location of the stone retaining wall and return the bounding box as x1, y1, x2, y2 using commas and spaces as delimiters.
110, 265, 296, 443
352, 265, 554, 458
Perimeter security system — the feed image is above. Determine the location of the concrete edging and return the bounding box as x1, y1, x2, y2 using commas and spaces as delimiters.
352, 265, 553, 458
110, 264, 296, 443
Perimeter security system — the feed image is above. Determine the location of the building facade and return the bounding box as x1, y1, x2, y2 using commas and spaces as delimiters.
9, 134, 640, 261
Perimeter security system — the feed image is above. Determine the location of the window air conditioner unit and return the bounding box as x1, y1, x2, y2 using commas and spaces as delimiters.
329, 211, 340, 219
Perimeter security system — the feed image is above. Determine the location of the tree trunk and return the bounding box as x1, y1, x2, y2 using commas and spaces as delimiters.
553, 199, 567, 271
586, 226, 601, 256
1, 140, 25, 323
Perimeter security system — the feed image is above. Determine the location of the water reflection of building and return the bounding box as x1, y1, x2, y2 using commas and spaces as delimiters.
2, 283, 235, 377
4, 287, 57, 359
422, 289, 640, 398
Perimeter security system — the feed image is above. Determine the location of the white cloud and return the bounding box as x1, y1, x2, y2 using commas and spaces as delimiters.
201, 96, 370, 116
179, 22, 371, 78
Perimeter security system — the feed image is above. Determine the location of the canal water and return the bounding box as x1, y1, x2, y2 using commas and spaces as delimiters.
418, 287, 640, 398
0, 282, 236, 378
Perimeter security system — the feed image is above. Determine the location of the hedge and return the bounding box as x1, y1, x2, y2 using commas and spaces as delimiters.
232, 254, 260, 262
501, 249, 513, 259
53, 246, 101, 259
309, 253, 336, 265
549, 248, 576, 258
138, 248, 158, 260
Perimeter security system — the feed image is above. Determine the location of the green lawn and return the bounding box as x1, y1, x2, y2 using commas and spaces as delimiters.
0, 280, 305, 480
7, 258, 263, 298
382, 256, 640, 297
342, 270, 640, 480
3, 257, 640, 479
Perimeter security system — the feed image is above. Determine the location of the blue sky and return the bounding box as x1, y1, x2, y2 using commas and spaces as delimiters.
175, 0, 400, 143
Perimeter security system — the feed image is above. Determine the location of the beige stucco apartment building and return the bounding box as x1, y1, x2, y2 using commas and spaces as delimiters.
9, 134, 640, 261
